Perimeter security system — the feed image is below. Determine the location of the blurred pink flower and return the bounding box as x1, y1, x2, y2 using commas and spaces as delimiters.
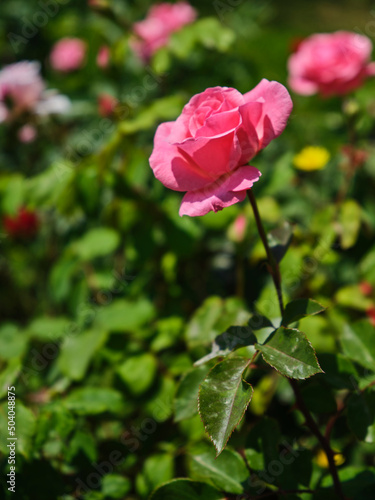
229, 214, 247, 243
149, 80, 293, 217
288, 31, 375, 96
97, 46, 110, 68
0, 61, 70, 125
131, 1, 196, 62
18, 124, 37, 143
0, 61, 45, 121
50, 38, 87, 73
98, 93, 117, 117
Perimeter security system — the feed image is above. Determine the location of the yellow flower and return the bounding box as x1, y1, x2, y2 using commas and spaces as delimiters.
315, 449, 345, 468
293, 146, 330, 171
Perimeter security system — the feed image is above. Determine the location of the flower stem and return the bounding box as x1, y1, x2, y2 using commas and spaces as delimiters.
246, 189, 284, 314
246, 188, 346, 500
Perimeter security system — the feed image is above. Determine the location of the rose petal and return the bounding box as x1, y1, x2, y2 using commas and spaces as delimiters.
288, 75, 318, 95
150, 122, 214, 191
177, 128, 241, 177
171, 87, 244, 141
237, 101, 263, 162
243, 79, 293, 148
179, 165, 261, 216
195, 108, 241, 138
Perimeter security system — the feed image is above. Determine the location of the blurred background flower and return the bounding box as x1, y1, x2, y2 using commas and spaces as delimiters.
131, 1, 197, 62
288, 31, 375, 96
3, 207, 39, 239
293, 146, 330, 171
0, 1, 375, 498
49, 37, 87, 72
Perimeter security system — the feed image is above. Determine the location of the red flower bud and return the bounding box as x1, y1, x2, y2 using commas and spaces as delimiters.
3, 207, 39, 239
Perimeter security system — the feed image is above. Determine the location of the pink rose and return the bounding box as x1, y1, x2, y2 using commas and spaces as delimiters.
288, 31, 375, 96
18, 124, 37, 143
132, 1, 196, 62
50, 38, 87, 73
0, 61, 45, 121
229, 214, 247, 243
0, 61, 70, 124
97, 45, 110, 69
149, 80, 293, 217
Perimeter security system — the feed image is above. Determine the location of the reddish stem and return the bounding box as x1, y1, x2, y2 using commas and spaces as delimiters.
247, 188, 346, 500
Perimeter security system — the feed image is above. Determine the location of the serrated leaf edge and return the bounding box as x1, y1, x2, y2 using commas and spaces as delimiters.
197, 357, 253, 456
173, 366, 210, 423
281, 299, 326, 327
256, 327, 324, 380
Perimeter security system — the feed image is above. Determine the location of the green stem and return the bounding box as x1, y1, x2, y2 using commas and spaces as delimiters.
246, 188, 346, 500
247, 189, 284, 314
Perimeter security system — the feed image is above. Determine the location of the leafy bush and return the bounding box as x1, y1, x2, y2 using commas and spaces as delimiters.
1, 1, 375, 499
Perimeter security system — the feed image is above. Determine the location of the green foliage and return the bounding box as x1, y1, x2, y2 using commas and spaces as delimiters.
268, 221, 294, 263
65, 388, 124, 415
188, 445, 248, 493
72, 228, 120, 262
58, 329, 108, 381
185, 297, 249, 348
150, 479, 223, 500
117, 353, 158, 395
340, 321, 375, 371
1, 0, 375, 498
102, 474, 131, 499
198, 357, 253, 454
174, 365, 210, 422
281, 299, 325, 326
194, 326, 257, 365
347, 389, 375, 443
256, 327, 323, 379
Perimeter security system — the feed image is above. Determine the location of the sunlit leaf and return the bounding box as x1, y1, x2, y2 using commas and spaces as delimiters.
65, 388, 124, 415
198, 357, 253, 455
339, 199, 362, 249
58, 329, 108, 381
174, 365, 210, 422
150, 479, 224, 500
268, 221, 293, 263
188, 446, 248, 494
282, 299, 325, 326
256, 327, 323, 379
340, 321, 375, 372
194, 326, 257, 366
